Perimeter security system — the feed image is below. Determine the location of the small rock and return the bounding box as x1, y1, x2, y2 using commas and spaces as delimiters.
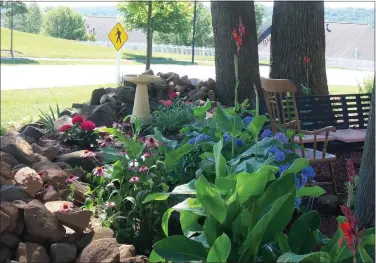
19, 123, 45, 133
54, 162, 72, 170
43, 147, 58, 161
50, 243, 77, 263
0, 151, 19, 168
24, 199, 66, 243
175, 85, 187, 92
21, 126, 45, 142
41, 189, 58, 203
90, 88, 107, 105
57, 181, 86, 206
120, 256, 149, 263
34, 163, 69, 188
0, 211, 10, 234
0, 244, 12, 262
188, 78, 201, 86
0, 185, 30, 202
100, 94, 116, 105
0, 135, 34, 166
54, 209, 92, 233
0, 161, 12, 179
55, 151, 105, 172
33, 153, 49, 163
14, 167, 43, 197
16, 242, 50, 263
53, 116, 72, 132
59, 108, 77, 118
208, 90, 216, 102
0, 233, 21, 248
11, 164, 28, 178
31, 143, 43, 154
72, 103, 86, 109
76, 238, 120, 263
105, 87, 117, 94
0, 176, 13, 185
64, 168, 86, 180
119, 244, 136, 260
79, 103, 117, 127
61, 226, 83, 244
77, 227, 114, 251
114, 86, 135, 104
142, 69, 154, 75
188, 88, 207, 101
0, 202, 19, 234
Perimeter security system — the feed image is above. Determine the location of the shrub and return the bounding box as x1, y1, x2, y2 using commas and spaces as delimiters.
0, 126, 7, 136
357, 76, 374, 94
38, 104, 60, 133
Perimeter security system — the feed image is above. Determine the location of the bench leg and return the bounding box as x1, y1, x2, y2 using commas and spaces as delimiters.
329, 161, 337, 195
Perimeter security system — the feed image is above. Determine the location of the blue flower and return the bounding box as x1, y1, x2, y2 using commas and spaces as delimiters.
295, 198, 302, 208
274, 132, 288, 144
301, 166, 315, 179
268, 146, 285, 162
243, 116, 253, 128
301, 174, 308, 186
261, 129, 273, 139
278, 163, 291, 176
188, 138, 196, 144
194, 134, 212, 144
223, 133, 232, 143
235, 138, 245, 147
295, 177, 303, 190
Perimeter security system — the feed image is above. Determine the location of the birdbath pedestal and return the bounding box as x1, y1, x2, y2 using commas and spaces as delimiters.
124, 74, 161, 123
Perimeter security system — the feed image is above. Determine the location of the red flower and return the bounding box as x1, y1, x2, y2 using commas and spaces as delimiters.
304, 55, 310, 64
60, 124, 72, 133
129, 176, 140, 184
72, 115, 85, 124
339, 221, 353, 248
139, 165, 148, 173
168, 92, 179, 100
160, 100, 173, 107
80, 120, 96, 131
232, 29, 238, 39
232, 17, 245, 54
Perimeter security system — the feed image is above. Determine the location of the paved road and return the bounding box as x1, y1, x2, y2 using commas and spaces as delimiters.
1, 64, 374, 90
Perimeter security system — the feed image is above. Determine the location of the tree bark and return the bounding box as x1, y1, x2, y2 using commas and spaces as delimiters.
270, 2, 328, 95
355, 83, 375, 229
145, 1, 152, 70
10, 3, 14, 58
211, 1, 261, 106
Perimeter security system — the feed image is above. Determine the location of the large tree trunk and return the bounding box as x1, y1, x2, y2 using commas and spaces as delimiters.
355, 83, 375, 228
211, 1, 261, 106
270, 2, 328, 95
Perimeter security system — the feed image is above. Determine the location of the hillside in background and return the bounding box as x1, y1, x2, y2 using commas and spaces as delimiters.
74, 6, 119, 17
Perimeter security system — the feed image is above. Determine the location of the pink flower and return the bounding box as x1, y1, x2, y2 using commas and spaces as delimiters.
93, 166, 106, 177
38, 171, 47, 178
160, 100, 173, 107
128, 160, 139, 171
72, 115, 85, 124
145, 136, 159, 148
141, 152, 151, 161
304, 55, 310, 64
104, 201, 116, 208
129, 176, 140, 184
65, 174, 79, 184
80, 120, 96, 131
59, 202, 73, 213
139, 165, 148, 173
83, 150, 96, 158
60, 124, 72, 133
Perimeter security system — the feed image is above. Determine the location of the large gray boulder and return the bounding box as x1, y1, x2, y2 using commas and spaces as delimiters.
79, 103, 117, 127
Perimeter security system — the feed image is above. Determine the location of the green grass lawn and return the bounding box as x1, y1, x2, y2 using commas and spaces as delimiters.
0, 83, 359, 129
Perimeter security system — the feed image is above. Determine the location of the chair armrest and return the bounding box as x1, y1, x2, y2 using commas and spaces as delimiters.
301, 126, 337, 135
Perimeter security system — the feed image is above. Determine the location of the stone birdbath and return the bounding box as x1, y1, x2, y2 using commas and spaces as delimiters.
124, 74, 161, 123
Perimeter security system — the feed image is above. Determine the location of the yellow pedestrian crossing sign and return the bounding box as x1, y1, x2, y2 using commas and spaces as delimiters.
108, 22, 128, 51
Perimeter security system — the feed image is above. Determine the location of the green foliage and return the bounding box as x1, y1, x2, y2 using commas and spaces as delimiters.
0, 126, 7, 136
255, 3, 265, 31
38, 104, 60, 133
150, 99, 194, 135
42, 6, 87, 40
86, 32, 96, 42
357, 76, 374, 94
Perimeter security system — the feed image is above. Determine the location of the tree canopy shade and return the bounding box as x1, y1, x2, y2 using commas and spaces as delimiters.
42, 6, 87, 41
211, 1, 261, 106
269, 1, 328, 95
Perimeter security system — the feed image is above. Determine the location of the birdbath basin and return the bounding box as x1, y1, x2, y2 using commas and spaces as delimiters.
124, 74, 161, 123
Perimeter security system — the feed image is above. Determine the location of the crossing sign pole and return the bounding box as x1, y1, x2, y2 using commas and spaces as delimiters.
108, 22, 128, 84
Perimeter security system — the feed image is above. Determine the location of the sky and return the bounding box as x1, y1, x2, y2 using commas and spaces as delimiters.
30, 1, 375, 9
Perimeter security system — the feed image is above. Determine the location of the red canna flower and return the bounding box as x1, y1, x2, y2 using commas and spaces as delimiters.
232, 29, 238, 39
232, 17, 245, 55
72, 115, 85, 124
304, 55, 310, 64
60, 124, 72, 133
339, 220, 353, 248
80, 120, 96, 131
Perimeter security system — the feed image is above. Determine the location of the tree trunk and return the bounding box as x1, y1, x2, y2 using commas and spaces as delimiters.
270, 2, 328, 95
10, 3, 14, 58
211, 1, 262, 106
355, 83, 375, 229
145, 1, 152, 70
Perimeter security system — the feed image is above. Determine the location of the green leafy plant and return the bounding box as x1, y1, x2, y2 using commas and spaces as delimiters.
0, 125, 7, 136
59, 115, 98, 148
38, 104, 60, 132
357, 76, 374, 94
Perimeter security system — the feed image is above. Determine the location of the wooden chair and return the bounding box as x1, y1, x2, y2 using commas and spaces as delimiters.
260, 77, 338, 194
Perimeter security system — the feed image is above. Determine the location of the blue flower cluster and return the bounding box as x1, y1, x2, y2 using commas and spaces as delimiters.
278, 163, 291, 176
235, 138, 245, 147
268, 146, 285, 162
261, 129, 273, 139
223, 133, 232, 143
188, 134, 212, 145
274, 132, 288, 144
243, 116, 253, 128
295, 198, 302, 208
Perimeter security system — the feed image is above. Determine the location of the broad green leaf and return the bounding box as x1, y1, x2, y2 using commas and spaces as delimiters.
228, 114, 245, 137
361, 233, 375, 247
247, 137, 283, 156
153, 127, 178, 149
315, 230, 331, 246
232, 205, 252, 244
281, 158, 309, 176
143, 193, 171, 203
215, 177, 236, 198
277, 252, 331, 263
180, 210, 202, 237
296, 186, 326, 197
288, 211, 320, 254
171, 179, 196, 195
164, 143, 196, 170
153, 236, 207, 262
248, 115, 267, 138
84, 197, 94, 211
204, 216, 221, 247
240, 194, 292, 260
215, 106, 232, 133
196, 176, 227, 224
276, 232, 290, 253
213, 139, 228, 178
190, 232, 209, 248
193, 99, 211, 119
161, 208, 173, 236
236, 164, 278, 205
172, 198, 206, 217
149, 250, 164, 263
206, 233, 231, 263
359, 246, 373, 263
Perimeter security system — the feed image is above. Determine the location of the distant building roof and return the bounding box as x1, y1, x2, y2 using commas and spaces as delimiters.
258, 21, 375, 60
84, 15, 146, 43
